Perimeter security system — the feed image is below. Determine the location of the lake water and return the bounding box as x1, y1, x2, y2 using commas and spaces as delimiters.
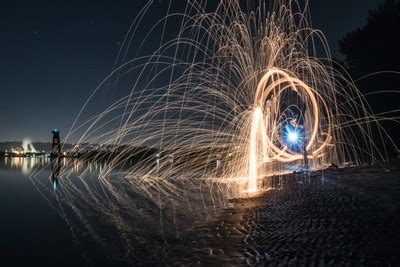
0, 157, 87, 265
0, 157, 228, 265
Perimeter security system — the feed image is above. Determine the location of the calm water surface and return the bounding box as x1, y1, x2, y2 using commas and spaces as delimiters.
0, 156, 234, 266
0, 157, 217, 265
0, 157, 85, 265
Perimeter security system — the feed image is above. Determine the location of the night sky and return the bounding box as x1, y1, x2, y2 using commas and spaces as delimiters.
0, 0, 382, 142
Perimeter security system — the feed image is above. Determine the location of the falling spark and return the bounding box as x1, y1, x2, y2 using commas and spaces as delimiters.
30, 0, 399, 260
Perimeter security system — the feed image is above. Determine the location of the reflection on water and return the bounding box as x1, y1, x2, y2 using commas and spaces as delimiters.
51, 158, 61, 191
4, 156, 50, 175
2, 156, 256, 265
3, 156, 106, 176
0, 157, 87, 265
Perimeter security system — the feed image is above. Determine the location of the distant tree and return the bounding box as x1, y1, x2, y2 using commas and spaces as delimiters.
339, 0, 400, 151
339, 0, 400, 79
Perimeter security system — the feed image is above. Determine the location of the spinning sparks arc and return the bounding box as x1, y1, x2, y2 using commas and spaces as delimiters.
247, 68, 332, 191
31, 0, 399, 261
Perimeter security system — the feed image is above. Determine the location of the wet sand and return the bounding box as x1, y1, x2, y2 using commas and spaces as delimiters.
173, 161, 400, 265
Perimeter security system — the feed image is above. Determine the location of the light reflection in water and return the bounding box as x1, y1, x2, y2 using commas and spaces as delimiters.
3, 157, 106, 176
4, 157, 50, 175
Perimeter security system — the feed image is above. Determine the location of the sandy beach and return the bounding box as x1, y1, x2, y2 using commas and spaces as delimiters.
170, 161, 400, 265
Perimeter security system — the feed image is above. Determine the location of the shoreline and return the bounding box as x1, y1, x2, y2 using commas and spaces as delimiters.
172, 161, 400, 265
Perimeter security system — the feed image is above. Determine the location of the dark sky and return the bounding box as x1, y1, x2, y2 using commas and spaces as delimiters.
0, 0, 382, 142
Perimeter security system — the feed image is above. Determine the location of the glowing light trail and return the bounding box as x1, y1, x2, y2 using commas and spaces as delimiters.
30, 1, 399, 260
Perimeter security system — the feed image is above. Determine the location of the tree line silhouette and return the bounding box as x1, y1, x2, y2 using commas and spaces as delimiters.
339, 0, 400, 151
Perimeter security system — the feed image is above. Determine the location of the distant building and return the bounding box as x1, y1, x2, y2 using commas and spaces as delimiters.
51, 129, 61, 157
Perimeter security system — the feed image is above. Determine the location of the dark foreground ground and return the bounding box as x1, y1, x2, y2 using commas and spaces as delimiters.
172, 161, 400, 266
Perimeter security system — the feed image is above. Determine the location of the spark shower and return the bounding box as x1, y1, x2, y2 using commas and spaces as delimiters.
32, 0, 398, 261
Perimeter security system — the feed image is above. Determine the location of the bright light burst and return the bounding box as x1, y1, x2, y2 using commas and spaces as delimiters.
287, 128, 299, 144
31, 0, 399, 260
